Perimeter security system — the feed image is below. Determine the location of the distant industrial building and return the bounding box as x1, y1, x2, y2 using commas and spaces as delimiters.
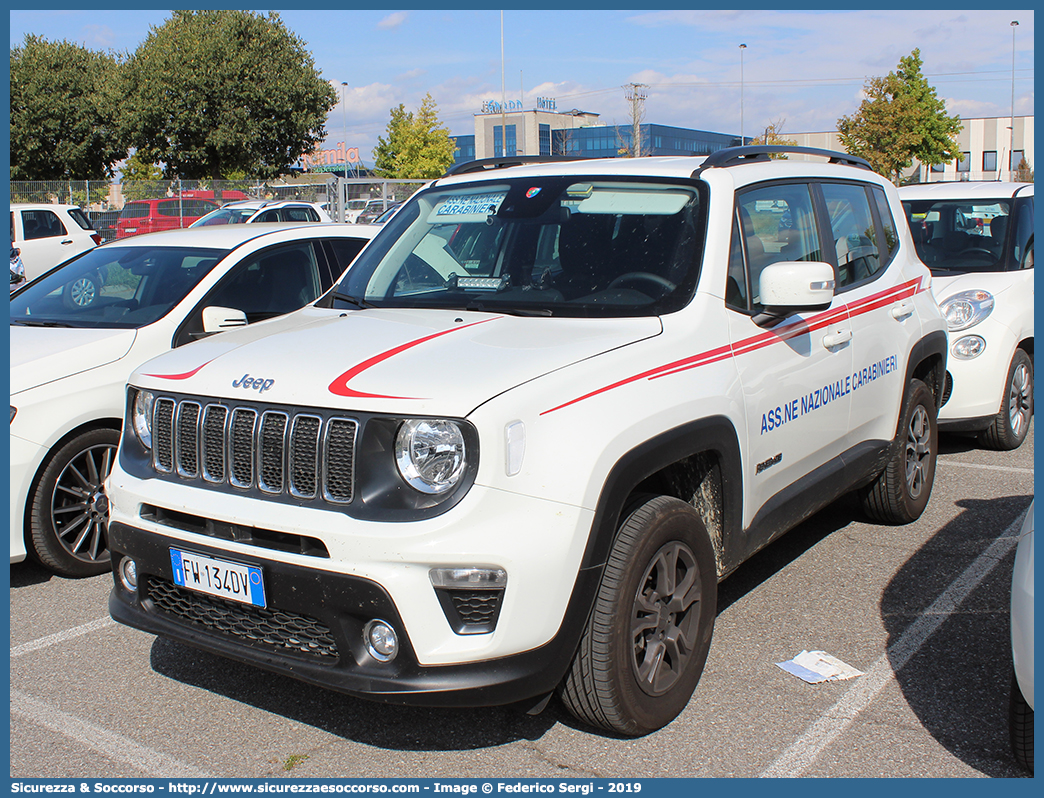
451, 99, 743, 165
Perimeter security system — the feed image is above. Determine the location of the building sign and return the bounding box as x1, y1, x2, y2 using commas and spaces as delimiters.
480, 97, 558, 114
298, 142, 360, 171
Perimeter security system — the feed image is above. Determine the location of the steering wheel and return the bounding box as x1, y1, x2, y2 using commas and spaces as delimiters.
607, 272, 677, 294
959, 247, 995, 259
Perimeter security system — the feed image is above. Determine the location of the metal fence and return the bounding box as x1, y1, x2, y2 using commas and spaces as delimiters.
10, 177, 428, 238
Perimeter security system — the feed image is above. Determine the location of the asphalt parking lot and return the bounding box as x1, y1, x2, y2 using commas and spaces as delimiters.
9, 423, 1033, 779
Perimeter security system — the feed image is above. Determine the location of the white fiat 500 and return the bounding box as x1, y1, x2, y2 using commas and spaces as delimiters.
899, 182, 1034, 449
107, 147, 947, 735
10, 223, 377, 576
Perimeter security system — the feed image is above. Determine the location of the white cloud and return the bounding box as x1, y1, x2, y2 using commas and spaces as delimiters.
377, 12, 408, 31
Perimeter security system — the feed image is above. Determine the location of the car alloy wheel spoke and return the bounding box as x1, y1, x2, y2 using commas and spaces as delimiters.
1008, 364, 1030, 434
631, 540, 701, 695
905, 405, 931, 497
51, 443, 116, 563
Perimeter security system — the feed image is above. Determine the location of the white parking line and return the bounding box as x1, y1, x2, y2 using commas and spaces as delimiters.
11, 616, 115, 658
937, 460, 1034, 475
11, 689, 213, 778
759, 504, 1028, 778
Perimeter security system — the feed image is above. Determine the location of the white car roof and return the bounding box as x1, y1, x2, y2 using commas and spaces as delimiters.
95, 222, 378, 250
897, 181, 1034, 201
10, 203, 86, 211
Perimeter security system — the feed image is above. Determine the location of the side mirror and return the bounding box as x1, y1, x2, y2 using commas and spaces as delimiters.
754, 261, 835, 328
201, 306, 248, 333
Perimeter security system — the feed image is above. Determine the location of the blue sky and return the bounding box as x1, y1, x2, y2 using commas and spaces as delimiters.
9, 9, 1035, 170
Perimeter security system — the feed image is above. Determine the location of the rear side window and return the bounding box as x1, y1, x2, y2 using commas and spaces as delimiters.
20, 209, 68, 240
120, 203, 149, 219
822, 183, 881, 288
284, 207, 319, 222
67, 208, 94, 231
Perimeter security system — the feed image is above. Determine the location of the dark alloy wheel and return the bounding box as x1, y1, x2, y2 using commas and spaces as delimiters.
980, 349, 1033, 450
862, 378, 938, 525
559, 495, 717, 736
29, 428, 120, 577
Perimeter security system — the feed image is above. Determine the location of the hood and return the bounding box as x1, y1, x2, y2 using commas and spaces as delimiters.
10, 326, 137, 394
131, 306, 662, 416
930, 270, 1018, 303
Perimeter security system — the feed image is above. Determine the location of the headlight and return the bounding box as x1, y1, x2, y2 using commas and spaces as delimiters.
940, 290, 994, 331
395, 419, 467, 494
131, 389, 155, 449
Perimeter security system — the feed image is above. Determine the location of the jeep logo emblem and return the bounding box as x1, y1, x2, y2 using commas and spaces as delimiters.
232, 374, 275, 393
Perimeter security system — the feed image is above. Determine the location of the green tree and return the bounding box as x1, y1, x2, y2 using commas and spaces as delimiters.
837, 49, 962, 184
9, 35, 127, 180
372, 94, 456, 179
750, 118, 797, 159
121, 11, 337, 180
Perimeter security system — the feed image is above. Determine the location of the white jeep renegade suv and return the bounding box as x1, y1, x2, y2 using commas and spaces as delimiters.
106, 147, 948, 735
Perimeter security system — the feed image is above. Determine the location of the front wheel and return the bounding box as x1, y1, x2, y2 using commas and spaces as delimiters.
558, 495, 717, 735
979, 349, 1033, 450
28, 427, 120, 577
861, 378, 938, 524
1010, 672, 1034, 773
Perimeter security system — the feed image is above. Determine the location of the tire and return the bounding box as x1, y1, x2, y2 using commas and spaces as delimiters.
63, 271, 102, 309
558, 495, 717, 736
29, 428, 120, 577
979, 349, 1033, 451
1010, 672, 1034, 774
862, 378, 938, 524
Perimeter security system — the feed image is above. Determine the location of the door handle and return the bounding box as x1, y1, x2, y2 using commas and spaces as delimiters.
891, 300, 914, 320
823, 328, 853, 349
60, 239, 74, 245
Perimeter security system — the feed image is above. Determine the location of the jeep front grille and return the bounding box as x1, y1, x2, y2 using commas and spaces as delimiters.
152, 397, 357, 505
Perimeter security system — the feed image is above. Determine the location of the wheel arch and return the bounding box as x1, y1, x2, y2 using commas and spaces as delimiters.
906, 330, 948, 412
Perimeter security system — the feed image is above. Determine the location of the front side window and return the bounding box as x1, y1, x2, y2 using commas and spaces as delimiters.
822, 183, 881, 287
20, 209, 68, 240
10, 245, 227, 328
332, 178, 704, 318
119, 203, 149, 219
203, 242, 322, 323
901, 198, 1013, 273
733, 183, 819, 309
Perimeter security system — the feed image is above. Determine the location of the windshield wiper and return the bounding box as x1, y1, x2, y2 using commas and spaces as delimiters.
11, 319, 74, 328
330, 291, 375, 310
464, 300, 553, 317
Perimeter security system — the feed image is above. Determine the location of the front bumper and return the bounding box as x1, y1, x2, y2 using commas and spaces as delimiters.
108, 522, 582, 707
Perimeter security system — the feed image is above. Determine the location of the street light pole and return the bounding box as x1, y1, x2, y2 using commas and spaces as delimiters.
739, 43, 747, 144
1010, 21, 1018, 181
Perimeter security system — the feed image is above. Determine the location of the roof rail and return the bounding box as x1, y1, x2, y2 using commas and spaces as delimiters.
693, 145, 871, 175
443, 155, 589, 177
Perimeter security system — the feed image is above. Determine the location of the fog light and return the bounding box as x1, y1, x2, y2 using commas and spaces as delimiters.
951, 335, 986, 360
118, 557, 138, 592
364, 619, 399, 662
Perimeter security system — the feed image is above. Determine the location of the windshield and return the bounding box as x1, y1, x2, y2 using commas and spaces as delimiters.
10, 245, 228, 329
190, 208, 255, 227
332, 177, 704, 317
902, 199, 1016, 274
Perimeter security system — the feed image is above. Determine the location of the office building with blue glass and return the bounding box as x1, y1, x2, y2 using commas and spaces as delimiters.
452, 102, 743, 166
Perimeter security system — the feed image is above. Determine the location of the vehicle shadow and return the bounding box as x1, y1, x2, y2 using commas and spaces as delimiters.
880, 494, 1031, 777
149, 636, 563, 750
9, 558, 57, 588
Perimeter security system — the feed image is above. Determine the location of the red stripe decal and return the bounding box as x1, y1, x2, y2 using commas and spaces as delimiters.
328, 318, 497, 399
143, 360, 214, 380
541, 277, 924, 415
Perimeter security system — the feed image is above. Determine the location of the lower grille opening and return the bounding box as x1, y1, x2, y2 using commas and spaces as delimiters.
141, 505, 330, 558
435, 588, 505, 635
145, 575, 339, 661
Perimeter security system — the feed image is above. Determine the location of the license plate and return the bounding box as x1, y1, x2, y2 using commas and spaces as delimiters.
170, 548, 266, 608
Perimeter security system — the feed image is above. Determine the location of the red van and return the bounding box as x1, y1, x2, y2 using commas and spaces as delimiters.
115, 198, 220, 239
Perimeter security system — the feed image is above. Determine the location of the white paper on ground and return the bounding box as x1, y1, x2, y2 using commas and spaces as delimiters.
776, 650, 865, 684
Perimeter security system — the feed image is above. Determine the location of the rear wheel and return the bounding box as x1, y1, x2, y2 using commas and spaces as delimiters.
979, 349, 1033, 450
862, 378, 937, 524
559, 495, 717, 735
29, 428, 119, 577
